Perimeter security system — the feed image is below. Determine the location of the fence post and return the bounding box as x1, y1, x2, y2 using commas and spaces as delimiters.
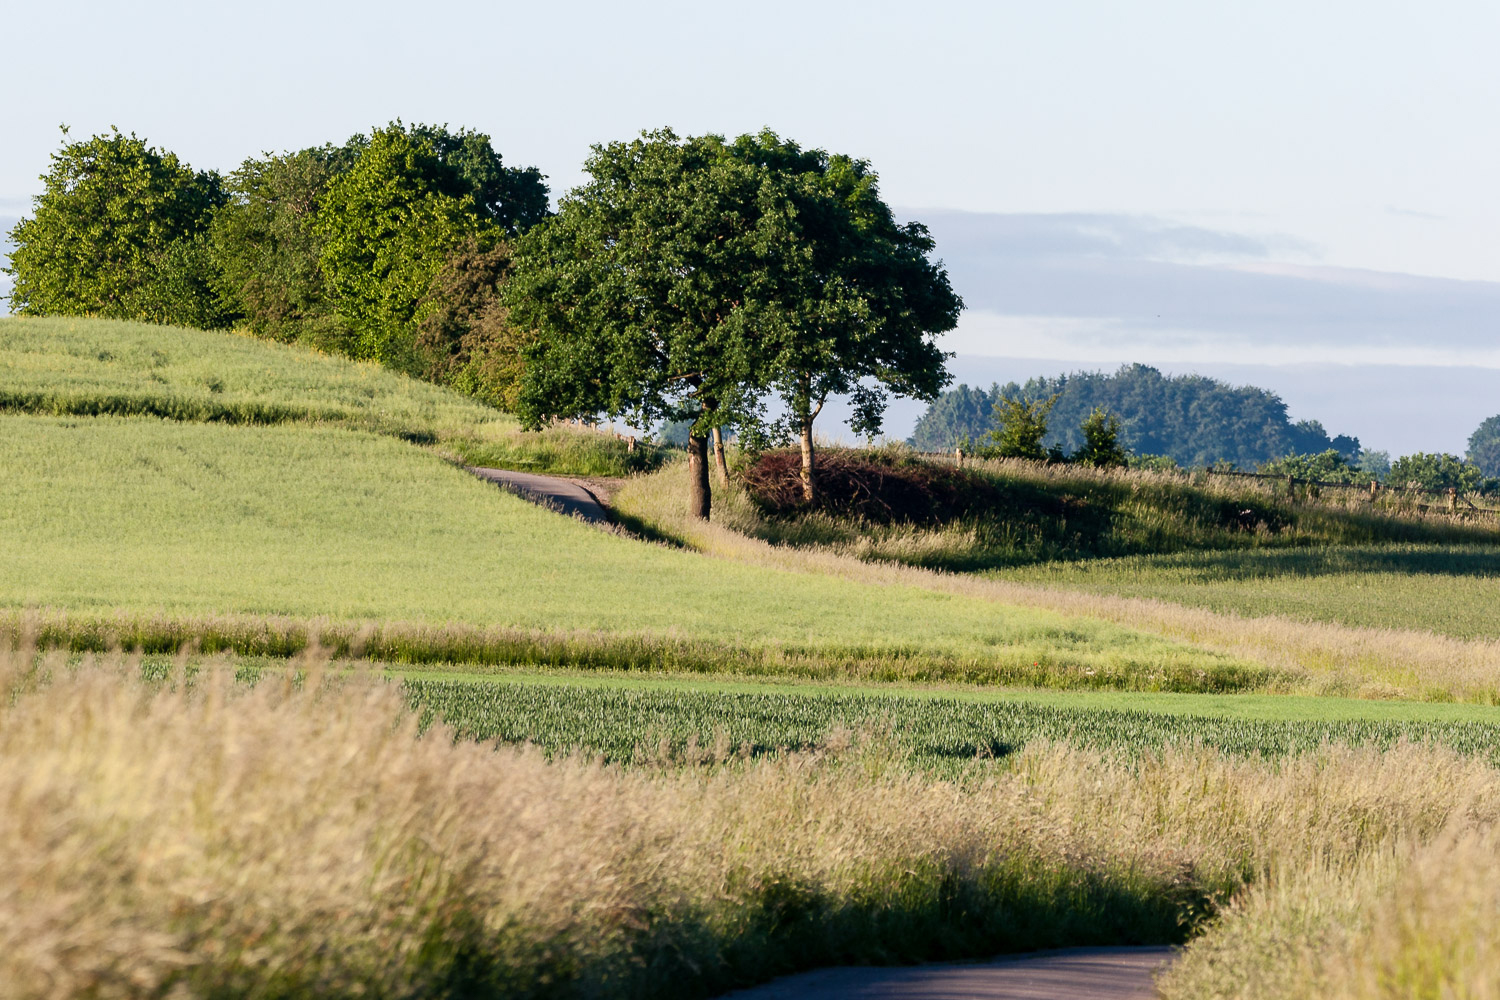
1370, 479, 1379, 500
955, 446, 964, 469
1286, 474, 1296, 499
1448, 487, 1459, 512
627, 435, 636, 453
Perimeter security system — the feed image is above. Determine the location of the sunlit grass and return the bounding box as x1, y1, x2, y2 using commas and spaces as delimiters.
999, 544, 1500, 639
0, 314, 664, 476
0, 414, 1255, 690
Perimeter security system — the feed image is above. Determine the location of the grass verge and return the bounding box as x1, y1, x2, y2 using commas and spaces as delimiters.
998, 543, 1500, 639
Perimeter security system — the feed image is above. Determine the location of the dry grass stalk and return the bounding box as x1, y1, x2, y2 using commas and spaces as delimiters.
9, 642, 1500, 998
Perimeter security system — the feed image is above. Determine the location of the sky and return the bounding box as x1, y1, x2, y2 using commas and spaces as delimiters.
2, 0, 1497, 454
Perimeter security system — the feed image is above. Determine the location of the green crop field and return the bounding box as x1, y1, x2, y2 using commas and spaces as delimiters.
398, 672, 1500, 768
1000, 544, 1500, 639
0, 412, 1263, 689
0, 315, 663, 476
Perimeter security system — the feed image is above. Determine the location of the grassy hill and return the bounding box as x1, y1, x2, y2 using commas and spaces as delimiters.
0, 316, 1266, 691
0, 315, 662, 476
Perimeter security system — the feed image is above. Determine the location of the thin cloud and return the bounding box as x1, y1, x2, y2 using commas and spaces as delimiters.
914, 211, 1500, 355
1385, 205, 1446, 221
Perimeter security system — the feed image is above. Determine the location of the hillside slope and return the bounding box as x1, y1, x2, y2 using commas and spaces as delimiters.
0, 414, 1251, 689
0, 315, 660, 476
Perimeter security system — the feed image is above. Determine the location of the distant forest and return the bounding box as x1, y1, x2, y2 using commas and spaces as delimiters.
909, 364, 1360, 468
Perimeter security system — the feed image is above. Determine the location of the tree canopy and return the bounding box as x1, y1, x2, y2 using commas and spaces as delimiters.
6, 127, 226, 326
911, 365, 1360, 469
1469, 414, 1500, 478
209, 141, 364, 350
315, 124, 498, 372
1388, 452, 1488, 493
507, 129, 806, 518
725, 131, 961, 502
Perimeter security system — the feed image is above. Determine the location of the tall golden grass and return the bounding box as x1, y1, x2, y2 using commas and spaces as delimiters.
615, 463, 1500, 703
9, 642, 1500, 998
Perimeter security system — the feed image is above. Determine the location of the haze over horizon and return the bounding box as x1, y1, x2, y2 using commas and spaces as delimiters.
3, 0, 1496, 455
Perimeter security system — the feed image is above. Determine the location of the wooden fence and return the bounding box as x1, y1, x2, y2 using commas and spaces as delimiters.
910, 448, 1500, 519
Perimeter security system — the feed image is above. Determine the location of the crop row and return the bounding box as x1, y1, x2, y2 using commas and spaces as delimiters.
402, 679, 1500, 769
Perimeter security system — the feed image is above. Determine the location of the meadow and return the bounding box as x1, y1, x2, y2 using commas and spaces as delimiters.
11, 315, 1500, 999
713, 447, 1500, 571
0, 315, 663, 475
1000, 543, 1500, 639
0, 413, 1261, 691
615, 462, 1500, 703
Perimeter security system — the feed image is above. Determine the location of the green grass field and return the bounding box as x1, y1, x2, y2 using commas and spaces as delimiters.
0, 413, 1264, 689
0, 315, 664, 476
999, 544, 1500, 639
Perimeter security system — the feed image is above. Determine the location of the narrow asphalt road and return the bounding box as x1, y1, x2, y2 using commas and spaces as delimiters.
713, 947, 1175, 1000
469, 465, 1175, 998
467, 467, 610, 524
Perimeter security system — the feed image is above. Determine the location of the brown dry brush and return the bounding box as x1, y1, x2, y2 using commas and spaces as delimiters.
1, 642, 1239, 1000
740, 448, 1004, 524
12, 642, 1500, 999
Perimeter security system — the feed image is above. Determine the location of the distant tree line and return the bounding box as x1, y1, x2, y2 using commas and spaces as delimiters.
4, 125, 961, 520
916, 366, 1500, 495
911, 365, 1360, 468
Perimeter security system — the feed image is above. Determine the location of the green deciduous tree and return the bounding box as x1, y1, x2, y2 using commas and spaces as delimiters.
408, 124, 550, 235
6, 127, 227, 326
414, 238, 531, 410
726, 132, 961, 504
1469, 415, 1500, 478
987, 394, 1058, 461
1075, 407, 1127, 467
209, 141, 364, 349
507, 129, 799, 520
1389, 452, 1485, 493
1259, 449, 1366, 483
315, 124, 494, 372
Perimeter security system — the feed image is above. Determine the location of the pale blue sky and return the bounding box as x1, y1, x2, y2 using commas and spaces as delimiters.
3, 0, 1498, 451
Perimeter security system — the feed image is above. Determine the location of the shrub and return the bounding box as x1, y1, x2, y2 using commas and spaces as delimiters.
985, 394, 1057, 461
1074, 408, 1127, 468
740, 448, 1002, 524
1389, 452, 1485, 493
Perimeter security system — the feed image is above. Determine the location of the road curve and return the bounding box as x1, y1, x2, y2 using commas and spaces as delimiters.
713, 946, 1175, 1000
467, 467, 610, 524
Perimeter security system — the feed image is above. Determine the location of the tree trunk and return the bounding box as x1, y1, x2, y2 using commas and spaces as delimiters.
799, 419, 816, 505
687, 430, 712, 520
712, 426, 730, 485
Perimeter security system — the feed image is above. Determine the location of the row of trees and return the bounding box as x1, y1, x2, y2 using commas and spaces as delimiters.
959, 385, 1500, 495
911, 366, 1360, 468
963, 394, 1129, 468
5, 126, 963, 519
1260, 449, 1500, 495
